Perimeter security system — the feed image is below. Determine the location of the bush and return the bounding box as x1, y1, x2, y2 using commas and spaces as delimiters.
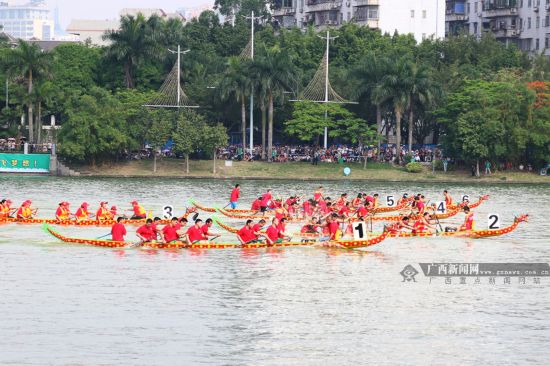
405, 162, 424, 173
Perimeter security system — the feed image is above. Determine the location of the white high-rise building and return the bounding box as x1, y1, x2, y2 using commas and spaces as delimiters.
0, 0, 54, 40
445, 0, 550, 56
273, 0, 446, 42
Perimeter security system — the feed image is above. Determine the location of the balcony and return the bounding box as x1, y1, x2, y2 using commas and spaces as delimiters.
273, 7, 296, 17
306, 0, 342, 12
446, 12, 467, 22
483, 7, 518, 18
493, 27, 520, 38
354, 0, 379, 6
315, 19, 341, 27
354, 18, 379, 28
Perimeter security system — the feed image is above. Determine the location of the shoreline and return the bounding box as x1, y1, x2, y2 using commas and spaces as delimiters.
57, 159, 550, 185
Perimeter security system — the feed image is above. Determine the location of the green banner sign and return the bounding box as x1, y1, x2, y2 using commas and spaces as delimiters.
0, 153, 50, 173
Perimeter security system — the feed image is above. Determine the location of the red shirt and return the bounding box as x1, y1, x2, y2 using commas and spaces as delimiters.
238, 226, 257, 243
111, 223, 127, 241
136, 225, 156, 241
339, 206, 350, 216
162, 223, 181, 242
328, 221, 340, 239
261, 193, 272, 207
252, 223, 263, 233
251, 199, 261, 210
266, 225, 279, 242
201, 224, 211, 236
303, 201, 312, 216
276, 222, 286, 238
230, 188, 240, 202
365, 195, 374, 203
357, 206, 369, 217
417, 201, 425, 213
187, 225, 205, 242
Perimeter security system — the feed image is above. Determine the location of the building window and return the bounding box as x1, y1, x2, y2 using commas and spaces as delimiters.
475, 2, 478, 13
422, 10, 426, 18
545, 37, 549, 49
545, 15, 549, 27
467, 3, 470, 13
473, 22, 478, 34
528, 17, 531, 28
520, 0, 523, 7
411, 10, 415, 18
368, 7, 378, 19
528, 0, 531, 7
422, 33, 426, 40
535, 38, 539, 50
536, 16, 540, 28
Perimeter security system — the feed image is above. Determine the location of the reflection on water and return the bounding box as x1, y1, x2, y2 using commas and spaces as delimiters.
0, 176, 549, 365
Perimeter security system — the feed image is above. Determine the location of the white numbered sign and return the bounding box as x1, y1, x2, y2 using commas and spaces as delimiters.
162, 205, 174, 219
462, 195, 470, 203
353, 222, 368, 240
386, 195, 396, 207
435, 201, 447, 214
487, 214, 501, 230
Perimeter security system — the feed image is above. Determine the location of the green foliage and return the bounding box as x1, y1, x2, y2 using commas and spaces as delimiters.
405, 162, 423, 173
58, 87, 129, 163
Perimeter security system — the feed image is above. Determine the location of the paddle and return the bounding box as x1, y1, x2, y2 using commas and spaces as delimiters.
209, 235, 221, 242
96, 233, 111, 239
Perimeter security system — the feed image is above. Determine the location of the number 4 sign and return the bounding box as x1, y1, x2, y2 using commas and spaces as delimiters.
488, 214, 501, 230
353, 222, 368, 240
435, 201, 447, 214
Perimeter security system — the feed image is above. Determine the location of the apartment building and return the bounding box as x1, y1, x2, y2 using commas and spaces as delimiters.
0, 0, 54, 40
445, 0, 550, 54
272, 0, 446, 42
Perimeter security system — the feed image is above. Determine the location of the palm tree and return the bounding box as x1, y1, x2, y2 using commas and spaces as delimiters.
247, 45, 295, 161
375, 56, 413, 163
350, 52, 390, 152
220, 57, 248, 153
31, 81, 56, 145
103, 14, 163, 89
2, 40, 52, 144
404, 62, 437, 151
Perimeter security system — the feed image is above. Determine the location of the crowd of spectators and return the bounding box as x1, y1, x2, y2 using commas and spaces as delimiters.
0, 138, 53, 153
216, 144, 445, 164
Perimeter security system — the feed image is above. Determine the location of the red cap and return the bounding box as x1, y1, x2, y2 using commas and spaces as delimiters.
100, 201, 108, 205
63, 201, 70, 206
111, 206, 117, 210
81, 202, 89, 207
6, 199, 12, 204
131, 201, 138, 205
23, 200, 31, 205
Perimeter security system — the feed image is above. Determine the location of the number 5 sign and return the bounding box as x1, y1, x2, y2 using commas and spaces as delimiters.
386, 195, 396, 207
353, 222, 368, 240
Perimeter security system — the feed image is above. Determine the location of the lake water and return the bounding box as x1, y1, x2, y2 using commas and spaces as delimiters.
0, 176, 549, 365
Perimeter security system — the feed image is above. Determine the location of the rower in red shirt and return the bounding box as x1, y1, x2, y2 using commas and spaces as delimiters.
260, 189, 273, 214
356, 204, 370, 218
229, 184, 240, 209
459, 206, 475, 231
388, 216, 415, 236
415, 196, 426, 214
111, 217, 127, 242
338, 202, 351, 218
136, 219, 157, 243
444, 190, 453, 206
251, 197, 263, 211
201, 218, 220, 241
75, 202, 90, 221
313, 187, 324, 202
162, 217, 183, 243
351, 194, 363, 208
277, 217, 291, 241
335, 193, 348, 208
187, 219, 207, 244
265, 218, 282, 245
237, 219, 260, 244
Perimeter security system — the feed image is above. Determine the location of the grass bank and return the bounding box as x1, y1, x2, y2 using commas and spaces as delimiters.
73, 159, 550, 184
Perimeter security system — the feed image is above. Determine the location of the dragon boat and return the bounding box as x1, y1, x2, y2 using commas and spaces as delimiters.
215, 205, 461, 222
191, 198, 411, 214
215, 214, 528, 239
43, 224, 389, 250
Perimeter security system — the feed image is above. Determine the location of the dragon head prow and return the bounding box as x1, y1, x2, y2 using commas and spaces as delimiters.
514, 214, 529, 223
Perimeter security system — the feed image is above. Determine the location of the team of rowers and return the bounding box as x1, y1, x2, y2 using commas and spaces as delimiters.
0, 199, 150, 221
1, 186, 475, 244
